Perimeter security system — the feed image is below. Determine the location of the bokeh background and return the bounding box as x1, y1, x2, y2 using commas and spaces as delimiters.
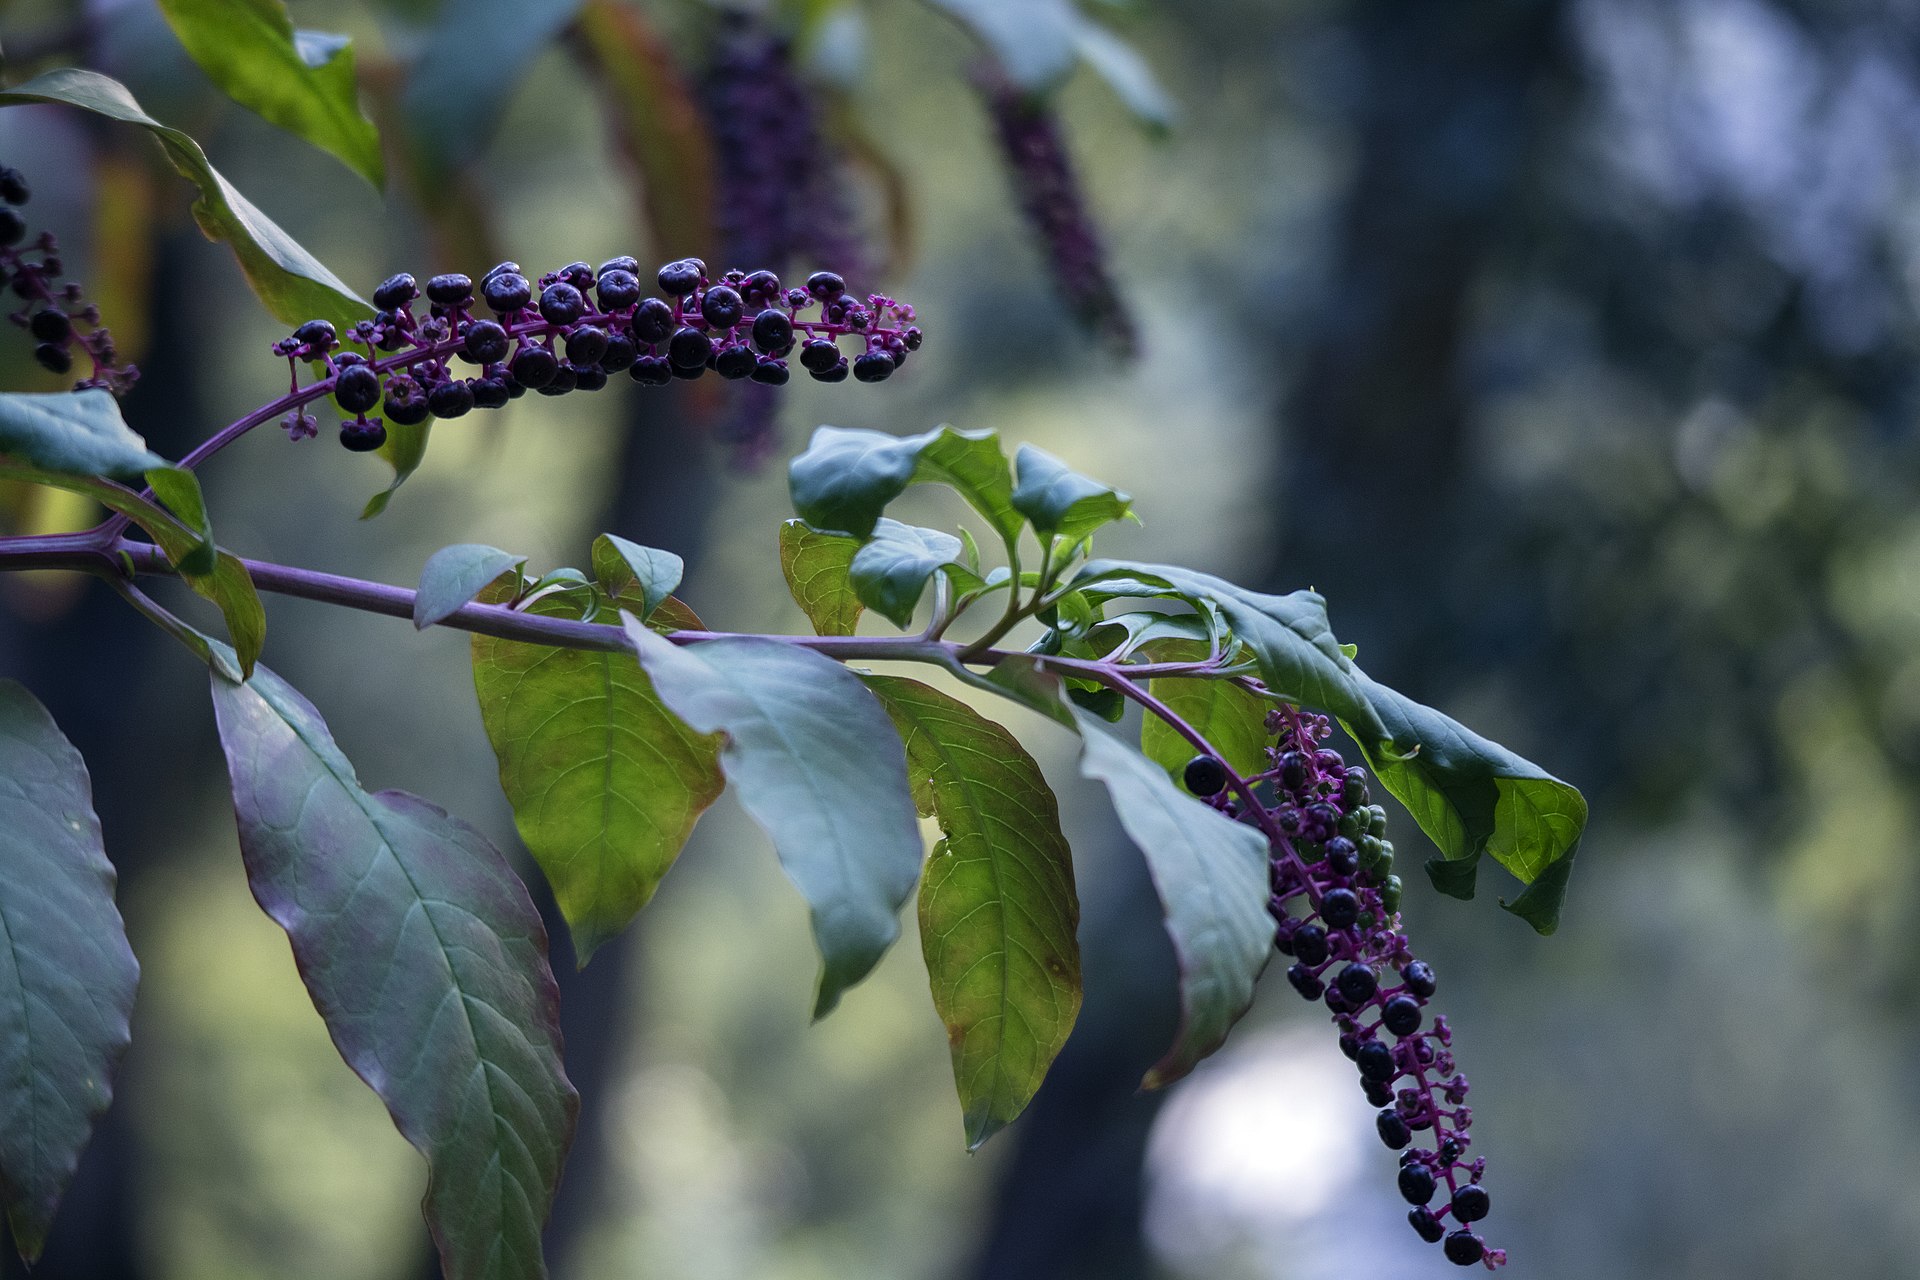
4, 0, 1920, 1277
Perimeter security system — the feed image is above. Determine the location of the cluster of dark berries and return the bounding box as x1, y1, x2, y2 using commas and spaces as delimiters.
1183, 711, 1504, 1270
978, 66, 1138, 358
0, 167, 138, 395
272, 258, 921, 452
702, 10, 868, 465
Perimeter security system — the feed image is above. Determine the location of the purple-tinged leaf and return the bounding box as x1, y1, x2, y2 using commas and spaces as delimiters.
210, 665, 576, 1280
0, 680, 139, 1264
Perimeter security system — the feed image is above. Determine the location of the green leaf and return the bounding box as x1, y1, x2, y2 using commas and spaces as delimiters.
0, 389, 168, 480
590, 534, 683, 619
143, 466, 215, 577
779, 520, 865, 637
864, 676, 1081, 1150
1075, 560, 1389, 747
209, 664, 577, 1280
622, 622, 923, 1018
1011, 444, 1133, 546
1070, 18, 1174, 131
1074, 711, 1271, 1088
0, 460, 265, 674
939, 653, 1078, 731
156, 0, 384, 187
359, 420, 431, 519
414, 544, 525, 629
405, 0, 586, 176
1339, 671, 1587, 934
849, 518, 965, 629
788, 424, 1019, 543
0, 682, 139, 1264
473, 586, 723, 963
1137, 639, 1270, 781
0, 69, 370, 332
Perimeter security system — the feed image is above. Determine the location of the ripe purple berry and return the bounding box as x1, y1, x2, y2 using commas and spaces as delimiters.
750, 357, 790, 385
811, 357, 850, 383
0, 208, 22, 246
629, 356, 673, 386
339, 418, 387, 451
599, 255, 640, 277
1335, 963, 1377, 1004
571, 364, 609, 392
632, 298, 675, 344
0, 168, 29, 204
658, 258, 704, 296
668, 326, 714, 370
33, 342, 71, 374
539, 282, 586, 326
1402, 961, 1437, 999
1286, 964, 1325, 1000
292, 319, 335, 352
1355, 1040, 1396, 1082
483, 271, 533, 313
598, 332, 638, 372
806, 270, 845, 300
1382, 996, 1423, 1037
1184, 754, 1229, 796
1443, 1232, 1485, 1266
538, 363, 578, 396
565, 325, 609, 366
426, 273, 473, 306
1398, 1162, 1437, 1205
335, 365, 381, 413
511, 346, 559, 390
464, 320, 510, 364
1291, 923, 1329, 967
701, 284, 746, 329
799, 339, 841, 373
1376, 1109, 1412, 1150
29, 309, 69, 343
1451, 1185, 1490, 1223
1409, 1207, 1445, 1244
372, 273, 418, 311
713, 343, 756, 379
1321, 887, 1360, 929
852, 351, 895, 383
471, 378, 510, 410
382, 375, 429, 426
595, 269, 641, 311
751, 309, 794, 354
427, 379, 474, 418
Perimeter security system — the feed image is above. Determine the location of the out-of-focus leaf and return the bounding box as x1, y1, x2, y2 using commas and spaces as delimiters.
865, 675, 1080, 1149
0, 69, 369, 332
414, 543, 525, 629
360, 418, 431, 520
0, 681, 139, 1265
1074, 711, 1270, 1088
1068, 17, 1174, 131
0, 390, 167, 480
1339, 670, 1587, 934
572, 0, 715, 257
473, 584, 723, 963
919, 0, 1079, 89
779, 519, 864, 637
155, 0, 385, 187
623, 621, 923, 1018
209, 664, 577, 1280
405, 0, 586, 176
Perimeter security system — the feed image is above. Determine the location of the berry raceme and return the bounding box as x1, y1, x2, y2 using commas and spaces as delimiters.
271, 259, 920, 451
1190, 708, 1505, 1269
0, 166, 138, 394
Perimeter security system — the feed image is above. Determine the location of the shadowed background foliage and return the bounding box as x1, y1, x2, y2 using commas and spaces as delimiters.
3, 0, 1919, 1277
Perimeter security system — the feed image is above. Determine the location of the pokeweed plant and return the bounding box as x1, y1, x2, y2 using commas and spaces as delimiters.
0, 84, 1584, 1280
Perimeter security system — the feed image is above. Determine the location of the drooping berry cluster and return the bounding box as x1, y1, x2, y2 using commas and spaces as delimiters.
0, 167, 138, 394
1184, 711, 1504, 1269
702, 10, 868, 464
272, 258, 920, 452
977, 66, 1138, 358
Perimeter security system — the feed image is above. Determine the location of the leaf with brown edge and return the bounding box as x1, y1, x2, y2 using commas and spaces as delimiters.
864, 675, 1080, 1149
